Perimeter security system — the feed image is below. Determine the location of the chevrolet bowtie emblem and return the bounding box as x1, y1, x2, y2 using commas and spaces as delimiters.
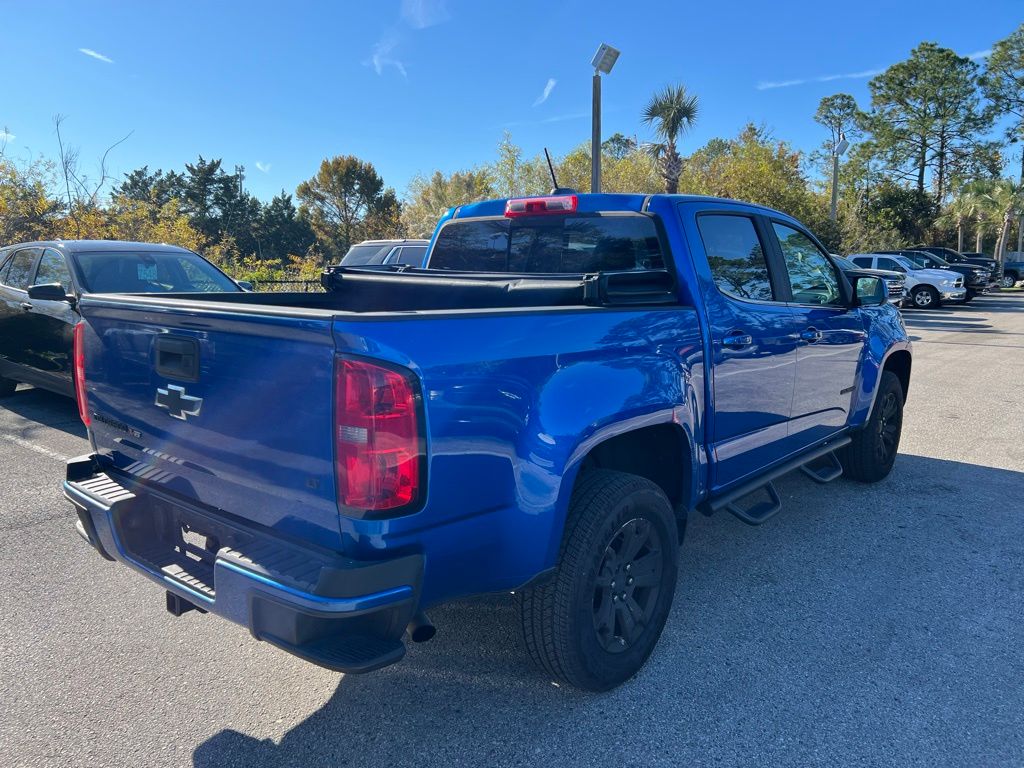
155, 384, 203, 421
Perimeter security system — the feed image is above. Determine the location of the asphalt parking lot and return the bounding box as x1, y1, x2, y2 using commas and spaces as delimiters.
3, 295, 1023, 768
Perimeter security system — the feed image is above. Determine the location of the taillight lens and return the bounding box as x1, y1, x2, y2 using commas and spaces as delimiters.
73, 322, 90, 427
334, 357, 423, 516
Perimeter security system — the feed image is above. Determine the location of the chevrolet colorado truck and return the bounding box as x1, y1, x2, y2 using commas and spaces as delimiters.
64, 193, 911, 691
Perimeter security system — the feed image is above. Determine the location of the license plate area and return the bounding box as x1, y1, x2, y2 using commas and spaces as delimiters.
112, 496, 246, 600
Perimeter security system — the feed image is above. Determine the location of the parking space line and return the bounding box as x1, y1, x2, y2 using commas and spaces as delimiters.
0, 433, 70, 462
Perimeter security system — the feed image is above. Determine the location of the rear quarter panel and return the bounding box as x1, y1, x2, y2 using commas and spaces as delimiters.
333, 306, 704, 606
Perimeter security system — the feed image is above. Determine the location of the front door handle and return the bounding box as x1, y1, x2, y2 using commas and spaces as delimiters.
19, 302, 33, 312
722, 332, 753, 349
800, 327, 823, 343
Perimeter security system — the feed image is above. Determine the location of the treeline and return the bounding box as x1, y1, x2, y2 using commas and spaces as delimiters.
1, 24, 1021, 282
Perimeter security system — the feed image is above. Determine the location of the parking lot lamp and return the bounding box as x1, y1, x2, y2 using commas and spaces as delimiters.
591, 43, 620, 194
830, 133, 850, 221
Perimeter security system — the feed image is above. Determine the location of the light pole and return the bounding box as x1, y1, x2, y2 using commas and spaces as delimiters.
590, 43, 620, 194
829, 133, 850, 221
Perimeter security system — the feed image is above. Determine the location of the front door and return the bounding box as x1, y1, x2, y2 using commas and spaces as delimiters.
683, 208, 802, 491
769, 222, 865, 450
23, 248, 77, 394
0, 247, 42, 376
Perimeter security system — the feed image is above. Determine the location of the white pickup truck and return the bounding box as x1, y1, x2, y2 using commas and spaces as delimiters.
850, 253, 965, 309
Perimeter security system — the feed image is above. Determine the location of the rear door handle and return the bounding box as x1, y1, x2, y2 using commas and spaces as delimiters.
800, 328, 822, 343
19, 302, 33, 312
722, 333, 753, 349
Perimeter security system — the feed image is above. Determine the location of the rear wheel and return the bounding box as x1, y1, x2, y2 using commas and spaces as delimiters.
911, 285, 939, 309
1001, 273, 1019, 289
518, 470, 679, 691
0, 376, 16, 397
840, 371, 904, 483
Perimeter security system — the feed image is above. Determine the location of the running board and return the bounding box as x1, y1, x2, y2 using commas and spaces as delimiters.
705, 436, 852, 525
799, 450, 844, 484
724, 481, 782, 525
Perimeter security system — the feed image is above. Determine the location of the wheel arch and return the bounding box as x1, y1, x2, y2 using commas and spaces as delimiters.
883, 348, 912, 402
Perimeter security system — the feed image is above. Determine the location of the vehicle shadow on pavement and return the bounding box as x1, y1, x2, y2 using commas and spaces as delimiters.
1, 386, 86, 439
191, 453, 1024, 768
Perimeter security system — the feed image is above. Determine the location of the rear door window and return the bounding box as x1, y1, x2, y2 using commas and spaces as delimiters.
696, 214, 776, 302
4, 248, 41, 290
429, 215, 665, 273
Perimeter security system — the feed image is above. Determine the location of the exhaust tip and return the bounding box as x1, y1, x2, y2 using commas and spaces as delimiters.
408, 611, 436, 643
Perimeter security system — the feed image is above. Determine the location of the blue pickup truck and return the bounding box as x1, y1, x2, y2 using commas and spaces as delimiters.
64, 193, 911, 690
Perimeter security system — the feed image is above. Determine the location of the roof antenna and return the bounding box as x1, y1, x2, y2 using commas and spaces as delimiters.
543, 148, 577, 196
544, 148, 559, 193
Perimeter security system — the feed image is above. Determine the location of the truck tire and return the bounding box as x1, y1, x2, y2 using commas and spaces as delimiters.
0, 376, 16, 397
910, 285, 939, 309
518, 470, 678, 691
1001, 272, 1019, 288
839, 370, 903, 483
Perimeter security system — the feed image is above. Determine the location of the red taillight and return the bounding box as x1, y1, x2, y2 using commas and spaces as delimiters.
504, 194, 577, 218
73, 322, 90, 427
334, 357, 422, 515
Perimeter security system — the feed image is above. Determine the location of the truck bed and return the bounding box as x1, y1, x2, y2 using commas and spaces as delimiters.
101, 267, 677, 314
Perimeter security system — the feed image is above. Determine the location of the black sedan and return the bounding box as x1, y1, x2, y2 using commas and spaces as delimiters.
0, 240, 241, 400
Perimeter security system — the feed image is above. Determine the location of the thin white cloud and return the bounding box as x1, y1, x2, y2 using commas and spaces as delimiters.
503, 110, 590, 128
757, 67, 884, 90
967, 49, 992, 60
0, 130, 14, 142
79, 48, 114, 64
364, 36, 407, 77
533, 78, 557, 107
400, 0, 449, 29
255, 161, 271, 173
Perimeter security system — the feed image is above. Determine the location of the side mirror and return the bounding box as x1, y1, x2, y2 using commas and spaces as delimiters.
236, 280, 254, 291
27, 283, 71, 302
851, 275, 886, 306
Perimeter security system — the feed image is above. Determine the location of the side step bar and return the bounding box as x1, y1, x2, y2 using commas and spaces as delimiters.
706, 436, 852, 526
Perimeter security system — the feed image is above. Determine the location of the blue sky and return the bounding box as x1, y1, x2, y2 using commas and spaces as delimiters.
2, 0, 1020, 202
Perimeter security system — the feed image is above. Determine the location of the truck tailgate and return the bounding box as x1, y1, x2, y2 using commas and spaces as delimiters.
78, 297, 343, 550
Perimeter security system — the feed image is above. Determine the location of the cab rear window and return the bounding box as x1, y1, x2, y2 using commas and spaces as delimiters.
429, 215, 665, 273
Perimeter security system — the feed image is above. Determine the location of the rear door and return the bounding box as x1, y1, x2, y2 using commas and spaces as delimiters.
769, 222, 865, 445
684, 208, 802, 490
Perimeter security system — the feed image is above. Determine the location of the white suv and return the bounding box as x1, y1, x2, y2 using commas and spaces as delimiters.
849, 253, 966, 309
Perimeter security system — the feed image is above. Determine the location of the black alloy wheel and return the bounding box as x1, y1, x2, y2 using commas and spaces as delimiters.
592, 518, 664, 654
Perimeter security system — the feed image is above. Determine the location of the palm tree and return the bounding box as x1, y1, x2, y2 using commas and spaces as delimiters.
960, 180, 996, 253
642, 85, 699, 194
984, 180, 1024, 264
937, 194, 973, 252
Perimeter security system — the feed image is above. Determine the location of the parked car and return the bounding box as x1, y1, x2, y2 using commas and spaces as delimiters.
65, 193, 910, 691
880, 249, 992, 302
1000, 252, 1023, 287
339, 239, 429, 268
833, 255, 907, 307
957, 251, 1004, 282
0, 240, 241, 400
849, 253, 965, 309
